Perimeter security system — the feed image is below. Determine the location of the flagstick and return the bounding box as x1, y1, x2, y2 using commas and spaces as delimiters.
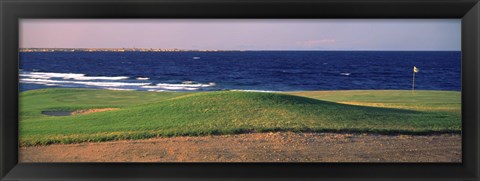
412, 71, 415, 95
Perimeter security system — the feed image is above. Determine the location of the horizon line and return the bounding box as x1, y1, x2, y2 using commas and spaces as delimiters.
19, 48, 462, 52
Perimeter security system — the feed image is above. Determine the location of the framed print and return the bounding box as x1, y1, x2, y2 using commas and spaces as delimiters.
17, 19, 462, 163
1, 0, 479, 180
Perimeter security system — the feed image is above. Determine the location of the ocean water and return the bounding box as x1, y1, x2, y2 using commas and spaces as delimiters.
19, 51, 461, 92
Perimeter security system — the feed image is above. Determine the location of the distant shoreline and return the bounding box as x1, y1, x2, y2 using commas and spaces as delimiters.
19, 48, 230, 52
19, 48, 461, 53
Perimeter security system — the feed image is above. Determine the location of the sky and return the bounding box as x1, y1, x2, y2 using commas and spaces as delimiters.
20, 19, 461, 51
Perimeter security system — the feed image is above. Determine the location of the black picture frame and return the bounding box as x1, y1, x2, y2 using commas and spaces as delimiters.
1, 0, 479, 180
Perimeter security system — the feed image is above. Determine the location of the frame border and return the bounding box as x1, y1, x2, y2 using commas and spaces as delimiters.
1, 0, 479, 180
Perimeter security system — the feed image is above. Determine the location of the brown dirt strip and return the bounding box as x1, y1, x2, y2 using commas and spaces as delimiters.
71, 108, 119, 115
19, 132, 461, 162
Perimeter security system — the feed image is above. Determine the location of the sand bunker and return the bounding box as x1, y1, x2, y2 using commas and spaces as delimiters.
42, 108, 119, 116
71, 108, 119, 115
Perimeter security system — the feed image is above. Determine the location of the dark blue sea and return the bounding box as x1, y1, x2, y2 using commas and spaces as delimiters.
19, 51, 461, 92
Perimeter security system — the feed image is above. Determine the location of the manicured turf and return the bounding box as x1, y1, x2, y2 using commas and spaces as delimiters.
287, 90, 461, 112
19, 88, 461, 146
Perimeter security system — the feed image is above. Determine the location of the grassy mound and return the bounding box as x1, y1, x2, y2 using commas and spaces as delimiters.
19, 89, 461, 146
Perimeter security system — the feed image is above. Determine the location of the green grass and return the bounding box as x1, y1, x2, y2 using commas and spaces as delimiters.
287, 90, 461, 112
19, 88, 190, 120
19, 88, 461, 146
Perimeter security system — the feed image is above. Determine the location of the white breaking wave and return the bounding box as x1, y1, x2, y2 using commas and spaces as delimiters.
20, 78, 151, 87
70, 76, 129, 80
165, 86, 199, 91
23, 80, 60, 87
21, 72, 129, 80
19, 74, 54, 79
105, 88, 135, 91
147, 89, 167, 92
340, 73, 351, 76
156, 83, 214, 88
141, 82, 215, 91
20, 71, 218, 92
231, 89, 280, 93
143, 85, 196, 90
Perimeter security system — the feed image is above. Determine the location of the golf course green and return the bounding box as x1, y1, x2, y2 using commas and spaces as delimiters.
19, 88, 461, 146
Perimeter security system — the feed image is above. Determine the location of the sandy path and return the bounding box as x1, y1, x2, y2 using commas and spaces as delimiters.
19, 132, 461, 162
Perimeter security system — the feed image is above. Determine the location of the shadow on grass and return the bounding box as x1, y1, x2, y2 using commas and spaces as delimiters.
267, 92, 422, 114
